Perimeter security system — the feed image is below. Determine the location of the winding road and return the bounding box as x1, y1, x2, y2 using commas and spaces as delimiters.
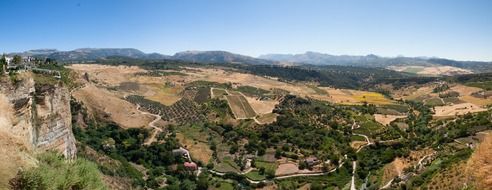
135, 104, 163, 145
205, 159, 347, 184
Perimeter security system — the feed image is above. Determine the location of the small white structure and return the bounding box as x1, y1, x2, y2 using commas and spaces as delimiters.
5, 56, 13, 64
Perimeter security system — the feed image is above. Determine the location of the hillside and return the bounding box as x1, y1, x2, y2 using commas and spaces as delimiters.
260, 51, 492, 73
172, 50, 276, 65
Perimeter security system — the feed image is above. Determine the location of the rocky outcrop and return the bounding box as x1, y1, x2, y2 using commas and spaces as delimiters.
0, 73, 76, 159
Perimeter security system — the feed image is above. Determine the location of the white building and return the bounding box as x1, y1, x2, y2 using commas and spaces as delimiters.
5, 56, 13, 64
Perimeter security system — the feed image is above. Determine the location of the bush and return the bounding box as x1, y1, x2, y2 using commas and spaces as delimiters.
9, 152, 107, 190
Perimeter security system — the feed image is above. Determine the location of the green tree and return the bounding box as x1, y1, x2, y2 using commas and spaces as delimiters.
196, 174, 209, 190
0, 54, 5, 74
13, 55, 22, 64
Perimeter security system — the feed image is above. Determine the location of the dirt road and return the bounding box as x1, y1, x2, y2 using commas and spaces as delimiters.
136, 104, 163, 145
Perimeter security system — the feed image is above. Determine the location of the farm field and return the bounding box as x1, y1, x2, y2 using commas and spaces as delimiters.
180, 67, 393, 105
450, 85, 492, 106
211, 88, 228, 98
387, 65, 472, 76
373, 114, 406, 126
316, 87, 394, 105
68, 64, 184, 106
395, 83, 491, 118
225, 94, 256, 119
245, 96, 278, 114
256, 113, 278, 124
175, 125, 213, 164
433, 103, 486, 118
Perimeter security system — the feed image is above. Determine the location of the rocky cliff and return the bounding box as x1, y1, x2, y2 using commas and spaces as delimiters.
0, 73, 76, 158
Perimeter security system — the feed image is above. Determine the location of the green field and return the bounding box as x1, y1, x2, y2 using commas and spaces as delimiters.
424, 97, 445, 106
236, 85, 270, 97
244, 170, 266, 181
465, 81, 492, 90
255, 160, 277, 174
351, 135, 367, 141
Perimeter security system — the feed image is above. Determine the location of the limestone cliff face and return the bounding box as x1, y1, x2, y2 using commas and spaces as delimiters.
33, 83, 77, 158
0, 74, 76, 159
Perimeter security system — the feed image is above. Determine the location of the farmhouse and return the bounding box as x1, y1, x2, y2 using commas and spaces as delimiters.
304, 156, 320, 167
172, 147, 188, 157
184, 162, 198, 171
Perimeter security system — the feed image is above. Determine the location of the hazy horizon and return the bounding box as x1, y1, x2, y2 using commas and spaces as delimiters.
1, 0, 491, 61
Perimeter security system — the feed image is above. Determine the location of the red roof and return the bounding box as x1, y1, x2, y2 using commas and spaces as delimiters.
184, 162, 198, 170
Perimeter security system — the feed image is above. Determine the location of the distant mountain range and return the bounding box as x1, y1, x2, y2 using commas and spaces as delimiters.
9, 48, 169, 61
7, 48, 274, 65
259, 51, 492, 71
7, 48, 492, 72
172, 50, 274, 65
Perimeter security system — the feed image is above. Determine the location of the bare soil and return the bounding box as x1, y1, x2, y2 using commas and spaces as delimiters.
72, 85, 154, 128
374, 114, 407, 126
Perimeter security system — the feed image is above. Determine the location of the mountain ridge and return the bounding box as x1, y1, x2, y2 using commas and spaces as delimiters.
6, 48, 492, 72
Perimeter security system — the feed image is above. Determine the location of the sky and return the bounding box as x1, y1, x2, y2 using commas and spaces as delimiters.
0, 0, 491, 61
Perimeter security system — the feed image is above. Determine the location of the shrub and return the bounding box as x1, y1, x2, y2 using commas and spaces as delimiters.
9, 152, 107, 190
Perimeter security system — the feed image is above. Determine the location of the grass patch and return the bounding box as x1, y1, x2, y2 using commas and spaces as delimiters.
255, 161, 277, 173
244, 170, 266, 181
351, 135, 366, 141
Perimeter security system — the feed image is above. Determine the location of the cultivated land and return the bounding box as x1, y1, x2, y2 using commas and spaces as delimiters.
176, 133, 213, 164
317, 87, 393, 105
394, 83, 491, 117
225, 94, 256, 119
181, 67, 393, 105
433, 103, 486, 118
63, 63, 492, 189
256, 113, 278, 124
387, 65, 473, 76
374, 114, 407, 126
68, 64, 183, 106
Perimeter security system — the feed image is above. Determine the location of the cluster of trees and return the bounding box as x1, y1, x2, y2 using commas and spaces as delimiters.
205, 95, 355, 163
232, 64, 408, 89
432, 83, 450, 93
71, 99, 212, 189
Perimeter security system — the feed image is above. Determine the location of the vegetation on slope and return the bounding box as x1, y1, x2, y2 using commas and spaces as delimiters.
9, 152, 106, 190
